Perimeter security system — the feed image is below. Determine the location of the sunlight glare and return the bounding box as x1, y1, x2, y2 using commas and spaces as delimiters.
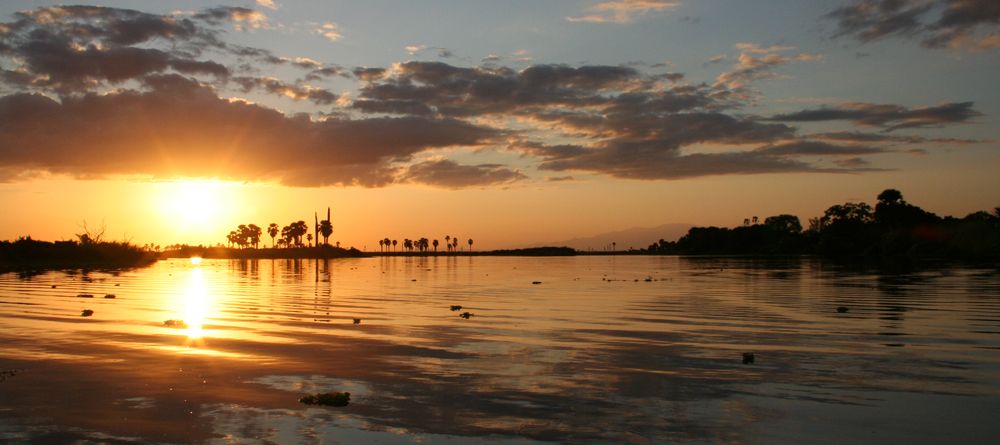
190, 256, 202, 265
182, 267, 212, 341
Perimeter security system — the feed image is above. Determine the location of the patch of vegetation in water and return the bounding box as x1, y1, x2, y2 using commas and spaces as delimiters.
299, 391, 350, 407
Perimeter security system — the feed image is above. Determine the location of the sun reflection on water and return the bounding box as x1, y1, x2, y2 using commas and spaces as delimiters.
182, 266, 212, 342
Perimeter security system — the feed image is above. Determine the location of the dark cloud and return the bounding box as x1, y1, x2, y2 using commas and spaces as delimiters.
756, 140, 884, 156
401, 159, 526, 188
767, 101, 981, 131
356, 62, 643, 117
826, 0, 1000, 50
352, 67, 387, 82
536, 141, 827, 180
808, 131, 983, 144
834, 157, 873, 168
0, 5, 240, 92
0, 81, 500, 187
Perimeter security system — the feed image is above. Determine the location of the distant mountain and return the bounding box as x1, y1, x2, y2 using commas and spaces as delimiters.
536, 223, 693, 251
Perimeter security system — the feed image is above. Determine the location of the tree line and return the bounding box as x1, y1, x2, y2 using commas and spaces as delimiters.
225, 208, 337, 249
645, 189, 999, 260
377, 236, 473, 253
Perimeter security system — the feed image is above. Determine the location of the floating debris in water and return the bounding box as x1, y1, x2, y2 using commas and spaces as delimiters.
104, 294, 116, 299
81, 309, 94, 317
450, 305, 462, 311
837, 306, 849, 313
115, 283, 120, 286
163, 320, 188, 328
299, 391, 350, 407
532, 281, 542, 285
77, 294, 94, 298
0, 368, 23, 383
353, 318, 361, 324
459, 312, 473, 319
644, 277, 653, 282
742, 352, 755, 365
51, 285, 57, 288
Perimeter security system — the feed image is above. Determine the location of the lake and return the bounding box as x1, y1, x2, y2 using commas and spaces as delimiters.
1, 256, 998, 444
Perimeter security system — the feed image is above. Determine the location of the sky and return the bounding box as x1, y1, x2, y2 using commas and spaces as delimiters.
0, 0, 997, 250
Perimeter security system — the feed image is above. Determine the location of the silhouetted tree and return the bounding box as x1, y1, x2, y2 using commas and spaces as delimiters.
392, 239, 397, 252
268, 223, 278, 247
319, 208, 333, 245
433, 239, 439, 252
379, 239, 384, 252
764, 214, 802, 234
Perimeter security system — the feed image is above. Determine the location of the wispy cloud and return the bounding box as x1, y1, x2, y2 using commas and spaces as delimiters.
256, 0, 279, 11
826, 0, 1000, 51
768, 101, 982, 131
566, 0, 680, 24
315, 22, 341, 41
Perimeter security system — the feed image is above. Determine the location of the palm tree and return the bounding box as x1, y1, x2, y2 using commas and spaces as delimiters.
433, 239, 439, 252
743, 218, 750, 226
379, 239, 384, 252
392, 239, 397, 252
445, 235, 451, 252
611, 241, 616, 251
293, 221, 308, 246
247, 224, 262, 248
752, 216, 759, 225
468, 238, 473, 251
452, 237, 459, 252
267, 223, 279, 247
319, 208, 333, 245
307, 233, 313, 245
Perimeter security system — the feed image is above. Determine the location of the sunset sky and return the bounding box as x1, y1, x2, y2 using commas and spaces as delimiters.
0, 0, 997, 249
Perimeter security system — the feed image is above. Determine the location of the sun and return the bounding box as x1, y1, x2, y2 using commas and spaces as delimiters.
153, 179, 242, 243
168, 181, 221, 226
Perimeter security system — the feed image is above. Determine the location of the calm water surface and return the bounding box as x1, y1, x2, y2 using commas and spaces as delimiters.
1, 256, 998, 444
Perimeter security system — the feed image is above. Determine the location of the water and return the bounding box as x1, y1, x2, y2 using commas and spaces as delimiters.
0, 256, 998, 444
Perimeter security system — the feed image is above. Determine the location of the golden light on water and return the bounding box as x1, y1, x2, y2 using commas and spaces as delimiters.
181, 266, 212, 341
190, 256, 202, 265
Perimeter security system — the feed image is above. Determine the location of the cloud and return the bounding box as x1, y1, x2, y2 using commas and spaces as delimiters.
567, 0, 680, 24
826, 0, 1000, 50
401, 159, 526, 188
807, 131, 983, 144
0, 5, 982, 188
256, 0, 279, 11
231, 76, 338, 105
535, 142, 827, 180
768, 101, 981, 131
714, 44, 820, 92
315, 22, 341, 41
755, 140, 885, 156
405, 45, 427, 55
196, 6, 269, 31
0, 80, 502, 187
834, 157, 872, 168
